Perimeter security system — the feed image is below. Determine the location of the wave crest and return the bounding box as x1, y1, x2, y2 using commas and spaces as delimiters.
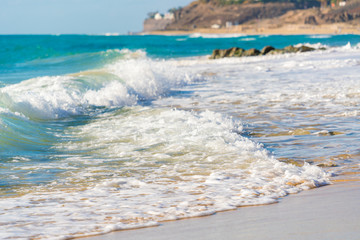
0, 50, 200, 119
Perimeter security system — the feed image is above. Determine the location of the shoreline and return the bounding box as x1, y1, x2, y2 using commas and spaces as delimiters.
84, 180, 360, 240
144, 23, 360, 36
79, 38, 360, 240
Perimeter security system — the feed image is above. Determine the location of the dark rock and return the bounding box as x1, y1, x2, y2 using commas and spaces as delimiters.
210, 47, 245, 59
229, 47, 245, 57
210, 44, 320, 59
243, 48, 260, 56
298, 45, 315, 52
261, 46, 275, 55
283, 45, 299, 53
304, 15, 317, 25
267, 49, 286, 55
221, 48, 233, 58
210, 49, 221, 59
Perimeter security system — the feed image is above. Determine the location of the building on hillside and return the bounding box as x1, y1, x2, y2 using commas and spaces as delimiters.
339, 1, 347, 6
143, 12, 175, 32
226, 21, 233, 28
154, 13, 163, 20
164, 13, 175, 20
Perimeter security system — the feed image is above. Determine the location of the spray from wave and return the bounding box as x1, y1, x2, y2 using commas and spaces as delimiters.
0, 50, 200, 120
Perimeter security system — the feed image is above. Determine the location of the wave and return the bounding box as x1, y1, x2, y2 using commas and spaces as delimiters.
1, 108, 330, 239
189, 33, 247, 38
239, 37, 256, 41
308, 34, 333, 39
0, 49, 200, 120
294, 42, 360, 52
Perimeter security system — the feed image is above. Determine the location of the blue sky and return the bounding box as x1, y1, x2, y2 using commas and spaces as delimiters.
0, 0, 193, 34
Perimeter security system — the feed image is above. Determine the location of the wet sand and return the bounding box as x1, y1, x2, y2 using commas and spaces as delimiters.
85, 181, 360, 240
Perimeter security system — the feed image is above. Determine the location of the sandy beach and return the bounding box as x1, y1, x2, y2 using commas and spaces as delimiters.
147, 23, 360, 35
85, 180, 360, 240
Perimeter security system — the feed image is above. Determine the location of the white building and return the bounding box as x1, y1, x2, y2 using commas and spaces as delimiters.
339, 1, 347, 6
164, 13, 175, 20
226, 21, 233, 28
154, 13, 163, 20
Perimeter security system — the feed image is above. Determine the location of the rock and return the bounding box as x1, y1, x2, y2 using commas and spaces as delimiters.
243, 48, 260, 56
283, 45, 299, 53
210, 49, 221, 59
221, 48, 233, 58
304, 15, 317, 25
210, 49, 230, 59
267, 49, 286, 55
261, 46, 275, 55
210, 44, 320, 59
317, 162, 338, 167
298, 45, 315, 52
229, 47, 245, 57
210, 47, 245, 59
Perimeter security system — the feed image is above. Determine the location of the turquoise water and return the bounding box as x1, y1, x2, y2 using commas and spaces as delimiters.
2, 34, 360, 84
0, 34, 360, 239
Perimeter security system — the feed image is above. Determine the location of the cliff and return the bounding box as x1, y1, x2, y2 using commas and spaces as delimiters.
143, 0, 360, 33
165, 1, 298, 30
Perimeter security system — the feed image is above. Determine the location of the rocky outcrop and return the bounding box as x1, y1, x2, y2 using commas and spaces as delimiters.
210, 45, 318, 59
144, 0, 360, 33
322, 0, 360, 23
155, 0, 360, 32
165, 1, 297, 30
261, 46, 275, 55
304, 15, 318, 24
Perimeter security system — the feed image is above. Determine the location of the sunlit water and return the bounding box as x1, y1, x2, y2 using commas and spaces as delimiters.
0, 34, 359, 239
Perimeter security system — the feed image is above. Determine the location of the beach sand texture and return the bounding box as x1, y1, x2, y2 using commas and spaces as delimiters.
85, 181, 360, 240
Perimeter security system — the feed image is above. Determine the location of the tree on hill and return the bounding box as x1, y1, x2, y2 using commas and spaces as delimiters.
147, 11, 159, 19
168, 7, 183, 13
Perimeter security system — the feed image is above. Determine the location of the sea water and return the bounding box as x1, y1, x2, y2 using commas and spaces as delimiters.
0, 34, 359, 239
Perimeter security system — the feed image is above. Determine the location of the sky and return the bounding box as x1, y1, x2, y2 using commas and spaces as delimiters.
0, 0, 194, 34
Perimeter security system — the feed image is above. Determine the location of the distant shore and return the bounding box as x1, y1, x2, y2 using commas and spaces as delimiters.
145, 23, 360, 35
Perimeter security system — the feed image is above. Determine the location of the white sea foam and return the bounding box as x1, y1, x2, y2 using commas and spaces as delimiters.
0, 50, 199, 119
189, 33, 246, 38
0, 108, 330, 239
239, 37, 256, 41
308, 34, 332, 39
294, 42, 328, 49
167, 43, 360, 115
2, 43, 359, 240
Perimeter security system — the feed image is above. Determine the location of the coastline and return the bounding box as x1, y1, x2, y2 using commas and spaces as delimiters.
84, 180, 360, 240
144, 23, 360, 35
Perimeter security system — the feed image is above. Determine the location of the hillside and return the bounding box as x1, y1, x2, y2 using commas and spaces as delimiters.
151, 0, 360, 31
166, 1, 297, 30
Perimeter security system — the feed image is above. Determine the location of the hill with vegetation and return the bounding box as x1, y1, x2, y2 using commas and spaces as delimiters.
160, 0, 360, 31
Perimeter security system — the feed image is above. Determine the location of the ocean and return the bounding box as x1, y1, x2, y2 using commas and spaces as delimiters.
1, 34, 359, 239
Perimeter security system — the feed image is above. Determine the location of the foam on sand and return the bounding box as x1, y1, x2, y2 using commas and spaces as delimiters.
86, 182, 360, 240
0, 108, 330, 239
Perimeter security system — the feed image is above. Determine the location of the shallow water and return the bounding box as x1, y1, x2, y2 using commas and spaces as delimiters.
0, 34, 359, 239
